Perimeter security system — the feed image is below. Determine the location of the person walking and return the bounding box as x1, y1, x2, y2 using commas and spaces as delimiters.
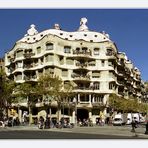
131, 118, 138, 137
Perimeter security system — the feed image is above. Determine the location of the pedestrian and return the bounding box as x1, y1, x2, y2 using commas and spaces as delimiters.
131, 118, 138, 136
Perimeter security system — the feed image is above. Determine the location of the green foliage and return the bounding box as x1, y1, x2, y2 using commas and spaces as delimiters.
108, 94, 147, 113
0, 69, 16, 106
14, 82, 38, 105
37, 73, 74, 103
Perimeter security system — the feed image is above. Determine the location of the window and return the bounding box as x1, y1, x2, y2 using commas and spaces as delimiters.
62, 70, 68, 77
60, 56, 64, 65
88, 61, 95, 66
92, 71, 100, 78
16, 73, 22, 80
16, 62, 22, 68
108, 61, 113, 67
109, 82, 115, 90
93, 82, 100, 90
94, 48, 99, 55
106, 48, 113, 56
45, 55, 53, 62
64, 46, 71, 53
93, 95, 104, 103
46, 43, 53, 50
101, 60, 105, 67
80, 94, 89, 102
66, 59, 74, 65
37, 46, 41, 54
82, 47, 88, 53
16, 50, 23, 58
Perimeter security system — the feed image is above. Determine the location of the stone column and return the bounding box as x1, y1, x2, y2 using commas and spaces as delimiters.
18, 109, 22, 123
57, 109, 61, 122
89, 94, 91, 103
89, 110, 92, 119
72, 110, 76, 124
103, 108, 107, 116
78, 94, 80, 102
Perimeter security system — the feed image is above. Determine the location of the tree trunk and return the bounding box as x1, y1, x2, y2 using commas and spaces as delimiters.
29, 105, 32, 125
57, 103, 61, 122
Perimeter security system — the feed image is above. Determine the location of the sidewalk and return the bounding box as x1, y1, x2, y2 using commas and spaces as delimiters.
1, 125, 148, 138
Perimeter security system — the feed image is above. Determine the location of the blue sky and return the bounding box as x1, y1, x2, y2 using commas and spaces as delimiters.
0, 9, 148, 81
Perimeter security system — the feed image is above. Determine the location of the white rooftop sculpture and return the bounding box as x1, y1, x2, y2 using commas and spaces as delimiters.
102, 31, 110, 39
54, 24, 61, 30
78, 17, 89, 31
26, 24, 38, 36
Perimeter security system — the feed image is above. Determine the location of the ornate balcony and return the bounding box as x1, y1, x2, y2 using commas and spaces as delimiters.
106, 51, 115, 56
24, 52, 35, 59
92, 102, 104, 107
10, 57, 15, 63
75, 62, 88, 68
73, 50, 91, 56
71, 73, 90, 81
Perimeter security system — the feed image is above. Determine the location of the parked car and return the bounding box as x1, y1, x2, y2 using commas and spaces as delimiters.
113, 113, 127, 126
126, 113, 132, 125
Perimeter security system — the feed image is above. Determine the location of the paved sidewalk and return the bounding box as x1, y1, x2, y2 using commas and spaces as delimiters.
1, 125, 148, 138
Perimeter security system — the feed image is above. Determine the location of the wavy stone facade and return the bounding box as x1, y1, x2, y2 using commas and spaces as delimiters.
4, 18, 144, 124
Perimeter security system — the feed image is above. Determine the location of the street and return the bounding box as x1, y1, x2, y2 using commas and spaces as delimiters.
0, 125, 148, 139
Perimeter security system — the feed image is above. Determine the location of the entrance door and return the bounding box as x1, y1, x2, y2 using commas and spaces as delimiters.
77, 109, 88, 121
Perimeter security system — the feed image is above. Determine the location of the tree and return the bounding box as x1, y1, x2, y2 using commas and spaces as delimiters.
0, 69, 16, 120
37, 73, 74, 122
15, 82, 38, 125
108, 94, 144, 113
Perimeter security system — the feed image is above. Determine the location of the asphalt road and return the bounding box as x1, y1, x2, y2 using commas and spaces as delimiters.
0, 130, 140, 139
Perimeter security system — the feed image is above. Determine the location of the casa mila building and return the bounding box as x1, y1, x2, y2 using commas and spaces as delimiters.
5, 18, 145, 124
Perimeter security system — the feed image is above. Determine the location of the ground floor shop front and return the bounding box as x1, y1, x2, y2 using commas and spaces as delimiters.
8, 105, 110, 125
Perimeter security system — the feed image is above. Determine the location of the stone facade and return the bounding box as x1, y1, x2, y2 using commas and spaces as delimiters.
4, 18, 144, 124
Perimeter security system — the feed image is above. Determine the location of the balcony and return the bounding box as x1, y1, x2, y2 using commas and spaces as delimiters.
106, 51, 115, 56
118, 91, 124, 96
125, 67, 130, 75
78, 102, 91, 108
24, 64, 33, 69
126, 78, 132, 84
24, 52, 35, 59
10, 57, 15, 63
117, 80, 124, 85
117, 70, 124, 76
75, 62, 88, 68
74, 86, 90, 90
92, 102, 104, 107
24, 75, 37, 81
71, 73, 90, 81
73, 50, 91, 56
